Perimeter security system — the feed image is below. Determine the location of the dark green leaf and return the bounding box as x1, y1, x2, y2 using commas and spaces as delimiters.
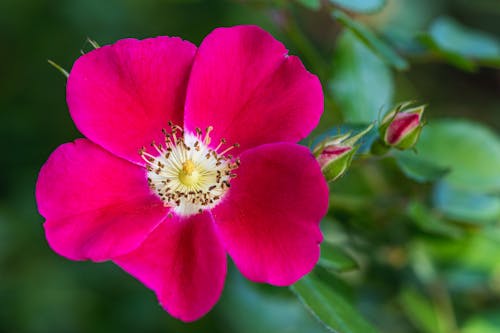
332, 10, 409, 70
328, 0, 386, 14
330, 31, 393, 122
395, 152, 449, 183
407, 201, 463, 238
433, 182, 500, 224
318, 242, 359, 273
291, 274, 380, 333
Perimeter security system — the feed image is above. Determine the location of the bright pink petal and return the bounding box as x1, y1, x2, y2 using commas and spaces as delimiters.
114, 212, 226, 322
184, 25, 323, 155
212, 143, 328, 286
67, 37, 196, 164
36, 139, 168, 261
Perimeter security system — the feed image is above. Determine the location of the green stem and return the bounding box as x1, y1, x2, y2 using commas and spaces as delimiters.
429, 280, 459, 333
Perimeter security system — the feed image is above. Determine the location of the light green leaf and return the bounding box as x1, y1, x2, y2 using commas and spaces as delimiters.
395, 152, 449, 183
433, 182, 500, 224
319, 242, 359, 273
329, 0, 386, 14
399, 287, 443, 333
422, 16, 500, 69
413, 119, 500, 192
291, 274, 380, 333
332, 10, 409, 70
330, 31, 393, 122
419, 34, 476, 71
422, 228, 500, 290
296, 0, 321, 10
462, 311, 500, 333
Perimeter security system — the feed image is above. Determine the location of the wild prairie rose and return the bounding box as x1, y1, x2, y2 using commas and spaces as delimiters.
36, 25, 328, 321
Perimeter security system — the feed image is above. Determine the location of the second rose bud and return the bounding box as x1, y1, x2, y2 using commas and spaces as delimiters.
379, 103, 426, 150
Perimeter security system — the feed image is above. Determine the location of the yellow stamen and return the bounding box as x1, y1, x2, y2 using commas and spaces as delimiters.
179, 160, 200, 186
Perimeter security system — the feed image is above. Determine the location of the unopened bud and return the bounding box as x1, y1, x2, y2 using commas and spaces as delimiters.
313, 125, 373, 182
379, 103, 425, 150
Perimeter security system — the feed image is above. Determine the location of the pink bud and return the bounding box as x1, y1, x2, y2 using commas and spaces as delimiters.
317, 145, 352, 169
380, 104, 425, 150
314, 124, 373, 182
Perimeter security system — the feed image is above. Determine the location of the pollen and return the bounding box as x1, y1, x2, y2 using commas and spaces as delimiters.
139, 122, 240, 216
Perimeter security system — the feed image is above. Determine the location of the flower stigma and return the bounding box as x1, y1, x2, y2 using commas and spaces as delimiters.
140, 122, 240, 217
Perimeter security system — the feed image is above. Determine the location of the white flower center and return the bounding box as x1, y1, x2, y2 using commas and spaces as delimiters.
140, 123, 239, 217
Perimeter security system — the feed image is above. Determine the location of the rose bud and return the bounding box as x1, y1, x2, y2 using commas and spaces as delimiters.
313, 125, 373, 182
379, 103, 426, 150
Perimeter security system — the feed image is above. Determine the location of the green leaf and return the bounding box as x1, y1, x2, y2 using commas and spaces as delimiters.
291, 274, 380, 333
407, 201, 463, 238
462, 311, 500, 333
332, 10, 409, 70
421, 16, 500, 69
296, 0, 321, 10
413, 119, 500, 193
423, 228, 500, 275
419, 34, 476, 71
328, 0, 386, 14
433, 182, 500, 224
330, 31, 393, 123
318, 242, 359, 273
399, 287, 443, 333
394, 152, 449, 183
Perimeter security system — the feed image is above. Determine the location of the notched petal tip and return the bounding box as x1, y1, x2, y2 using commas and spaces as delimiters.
184, 25, 324, 155
114, 212, 227, 322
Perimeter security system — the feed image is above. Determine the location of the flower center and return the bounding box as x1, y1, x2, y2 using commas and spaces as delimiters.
140, 122, 240, 217
179, 159, 202, 187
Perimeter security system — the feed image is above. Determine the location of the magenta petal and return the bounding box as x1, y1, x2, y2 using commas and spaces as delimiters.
114, 212, 226, 322
184, 25, 323, 154
212, 143, 329, 285
36, 139, 168, 261
67, 37, 196, 164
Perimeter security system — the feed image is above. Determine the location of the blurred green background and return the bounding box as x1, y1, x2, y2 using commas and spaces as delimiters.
1, 0, 499, 332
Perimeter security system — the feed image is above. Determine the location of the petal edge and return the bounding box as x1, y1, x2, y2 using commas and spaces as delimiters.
212, 142, 328, 285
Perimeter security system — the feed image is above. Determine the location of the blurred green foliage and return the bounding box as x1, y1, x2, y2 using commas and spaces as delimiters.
1, 0, 500, 332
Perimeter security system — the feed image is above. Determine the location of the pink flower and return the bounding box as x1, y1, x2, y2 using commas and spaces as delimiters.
35, 26, 328, 321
